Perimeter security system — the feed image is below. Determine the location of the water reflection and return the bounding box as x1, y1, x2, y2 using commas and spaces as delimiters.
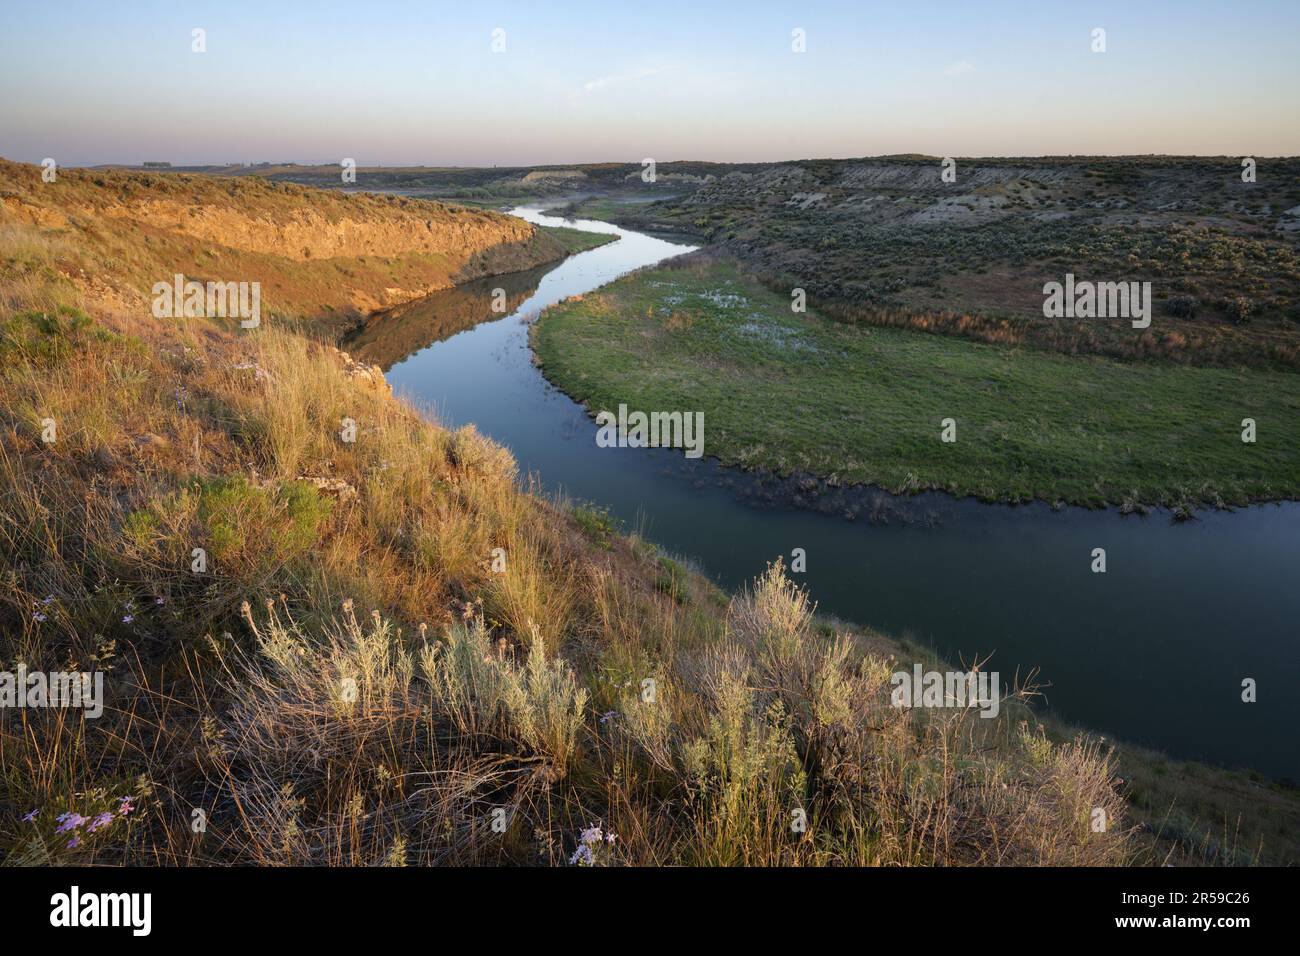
345, 262, 558, 371
368, 209, 1300, 780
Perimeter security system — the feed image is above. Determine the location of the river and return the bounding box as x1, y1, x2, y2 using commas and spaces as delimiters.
346, 208, 1300, 781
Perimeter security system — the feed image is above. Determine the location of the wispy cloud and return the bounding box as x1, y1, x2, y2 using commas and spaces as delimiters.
943, 60, 976, 77
582, 64, 674, 93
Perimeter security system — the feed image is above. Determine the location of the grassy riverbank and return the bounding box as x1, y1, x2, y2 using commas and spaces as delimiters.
538, 224, 620, 254
1, 161, 1295, 867
533, 256, 1300, 508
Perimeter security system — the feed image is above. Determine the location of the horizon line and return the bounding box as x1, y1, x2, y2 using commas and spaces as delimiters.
10, 152, 1300, 171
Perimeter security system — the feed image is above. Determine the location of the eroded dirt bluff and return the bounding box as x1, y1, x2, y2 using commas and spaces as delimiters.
0, 158, 567, 334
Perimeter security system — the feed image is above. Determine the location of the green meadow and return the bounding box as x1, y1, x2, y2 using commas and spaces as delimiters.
534, 258, 1300, 508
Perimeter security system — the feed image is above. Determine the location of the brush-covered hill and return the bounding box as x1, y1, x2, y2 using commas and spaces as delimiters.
0, 161, 1294, 867
552, 155, 1300, 368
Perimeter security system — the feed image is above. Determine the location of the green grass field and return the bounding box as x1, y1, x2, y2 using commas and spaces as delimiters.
538, 224, 621, 254
533, 258, 1300, 507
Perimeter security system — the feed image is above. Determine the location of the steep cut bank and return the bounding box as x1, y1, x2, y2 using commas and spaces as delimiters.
0, 158, 568, 335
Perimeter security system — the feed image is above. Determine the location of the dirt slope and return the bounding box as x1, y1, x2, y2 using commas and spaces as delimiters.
0, 158, 566, 335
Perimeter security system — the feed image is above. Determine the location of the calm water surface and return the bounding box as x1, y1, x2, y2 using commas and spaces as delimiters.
351, 208, 1300, 780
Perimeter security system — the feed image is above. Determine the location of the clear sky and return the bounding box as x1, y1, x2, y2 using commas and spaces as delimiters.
2, 0, 1297, 167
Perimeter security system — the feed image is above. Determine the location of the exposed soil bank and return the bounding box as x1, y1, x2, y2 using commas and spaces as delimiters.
0, 158, 570, 338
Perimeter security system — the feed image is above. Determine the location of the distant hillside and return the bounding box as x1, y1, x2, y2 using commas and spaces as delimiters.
544, 155, 1300, 369
90, 159, 763, 203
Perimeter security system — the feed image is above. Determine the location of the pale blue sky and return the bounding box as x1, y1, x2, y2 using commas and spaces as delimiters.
1, 0, 1297, 166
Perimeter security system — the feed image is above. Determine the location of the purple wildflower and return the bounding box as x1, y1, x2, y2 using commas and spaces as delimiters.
88, 812, 115, 832
22, 809, 38, 823
55, 813, 87, 834
569, 843, 595, 866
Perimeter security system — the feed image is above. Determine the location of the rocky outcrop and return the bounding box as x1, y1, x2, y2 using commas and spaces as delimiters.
332, 348, 391, 395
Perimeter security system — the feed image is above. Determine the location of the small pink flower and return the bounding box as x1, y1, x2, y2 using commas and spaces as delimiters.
117, 797, 134, 816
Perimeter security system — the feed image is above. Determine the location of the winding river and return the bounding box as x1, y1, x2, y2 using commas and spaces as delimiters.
348, 208, 1300, 781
